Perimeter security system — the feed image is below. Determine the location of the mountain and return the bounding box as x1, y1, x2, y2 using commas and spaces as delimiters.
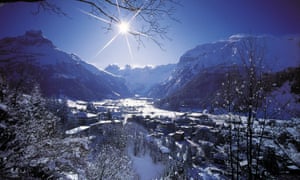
151, 34, 300, 117
105, 64, 175, 96
0, 30, 131, 100
149, 34, 300, 99
158, 65, 300, 115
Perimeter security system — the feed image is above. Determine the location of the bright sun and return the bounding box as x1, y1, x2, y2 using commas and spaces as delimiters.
81, 0, 145, 59
118, 21, 130, 34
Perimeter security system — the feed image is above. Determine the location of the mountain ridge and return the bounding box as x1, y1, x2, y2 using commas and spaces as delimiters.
148, 34, 300, 98
144, 34, 300, 118
0, 30, 131, 100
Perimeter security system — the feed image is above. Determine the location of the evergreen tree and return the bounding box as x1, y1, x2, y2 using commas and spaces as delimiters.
0, 81, 89, 178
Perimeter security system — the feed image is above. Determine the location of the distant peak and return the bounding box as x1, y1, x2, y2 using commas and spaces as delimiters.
228, 34, 274, 42
124, 64, 132, 70
106, 64, 120, 69
105, 64, 121, 73
25, 30, 43, 37
20, 30, 55, 48
228, 34, 249, 40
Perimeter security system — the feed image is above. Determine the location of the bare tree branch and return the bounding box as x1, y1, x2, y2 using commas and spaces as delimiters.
76, 0, 180, 48
77, 0, 119, 22
1, 0, 181, 49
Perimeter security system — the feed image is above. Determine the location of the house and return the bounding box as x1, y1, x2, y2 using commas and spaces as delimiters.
239, 160, 248, 169
75, 111, 98, 120
173, 130, 185, 141
160, 122, 176, 135
213, 152, 227, 165
192, 125, 215, 143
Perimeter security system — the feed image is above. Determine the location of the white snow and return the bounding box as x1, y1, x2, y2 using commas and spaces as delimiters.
119, 98, 184, 118
127, 146, 165, 180
159, 146, 170, 154
65, 119, 123, 135
67, 100, 86, 110
65, 126, 90, 135
63, 172, 78, 180
86, 113, 98, 118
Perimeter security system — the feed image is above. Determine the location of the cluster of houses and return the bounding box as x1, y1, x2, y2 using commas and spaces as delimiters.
67, 98, 300, 178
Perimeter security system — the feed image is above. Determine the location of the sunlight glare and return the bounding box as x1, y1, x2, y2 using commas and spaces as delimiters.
95, 33, 120, 57
125, 35, 133, 60
81, 0, 146, 61
118, 21, 130, 34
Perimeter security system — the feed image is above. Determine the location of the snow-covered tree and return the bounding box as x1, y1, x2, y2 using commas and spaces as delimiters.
87, 145, 137, 179
45, 97, 71, 131
217, 36, 274, 179
0, 79, 89, 178
237, 36, 268, 179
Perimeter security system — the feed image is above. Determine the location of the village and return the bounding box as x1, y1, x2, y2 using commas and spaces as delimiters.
66, 98, 300, 179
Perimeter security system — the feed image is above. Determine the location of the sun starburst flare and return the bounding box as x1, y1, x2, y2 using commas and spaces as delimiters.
118, 21, 130, 34
81, 0, 144, 61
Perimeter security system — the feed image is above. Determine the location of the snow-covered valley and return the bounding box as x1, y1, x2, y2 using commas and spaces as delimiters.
64, 98, 300, 179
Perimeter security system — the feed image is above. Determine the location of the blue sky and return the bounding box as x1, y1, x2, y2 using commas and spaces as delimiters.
0, 0, 299, 69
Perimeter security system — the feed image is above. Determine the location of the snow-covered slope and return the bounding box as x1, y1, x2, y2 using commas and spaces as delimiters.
151, 34, 300, 118
150, 34, 300, 98
105, 64, 175, 96
266, 81, 300, 118
0, 30, 131, 100
157, 65, 300, 117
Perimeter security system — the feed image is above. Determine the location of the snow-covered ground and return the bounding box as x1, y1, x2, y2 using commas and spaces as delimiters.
65, 126, 90, 135
127, 145, 165, 180
120, 98, 184, 118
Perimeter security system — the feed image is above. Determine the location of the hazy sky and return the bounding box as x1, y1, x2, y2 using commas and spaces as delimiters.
0, 0, 299, 69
